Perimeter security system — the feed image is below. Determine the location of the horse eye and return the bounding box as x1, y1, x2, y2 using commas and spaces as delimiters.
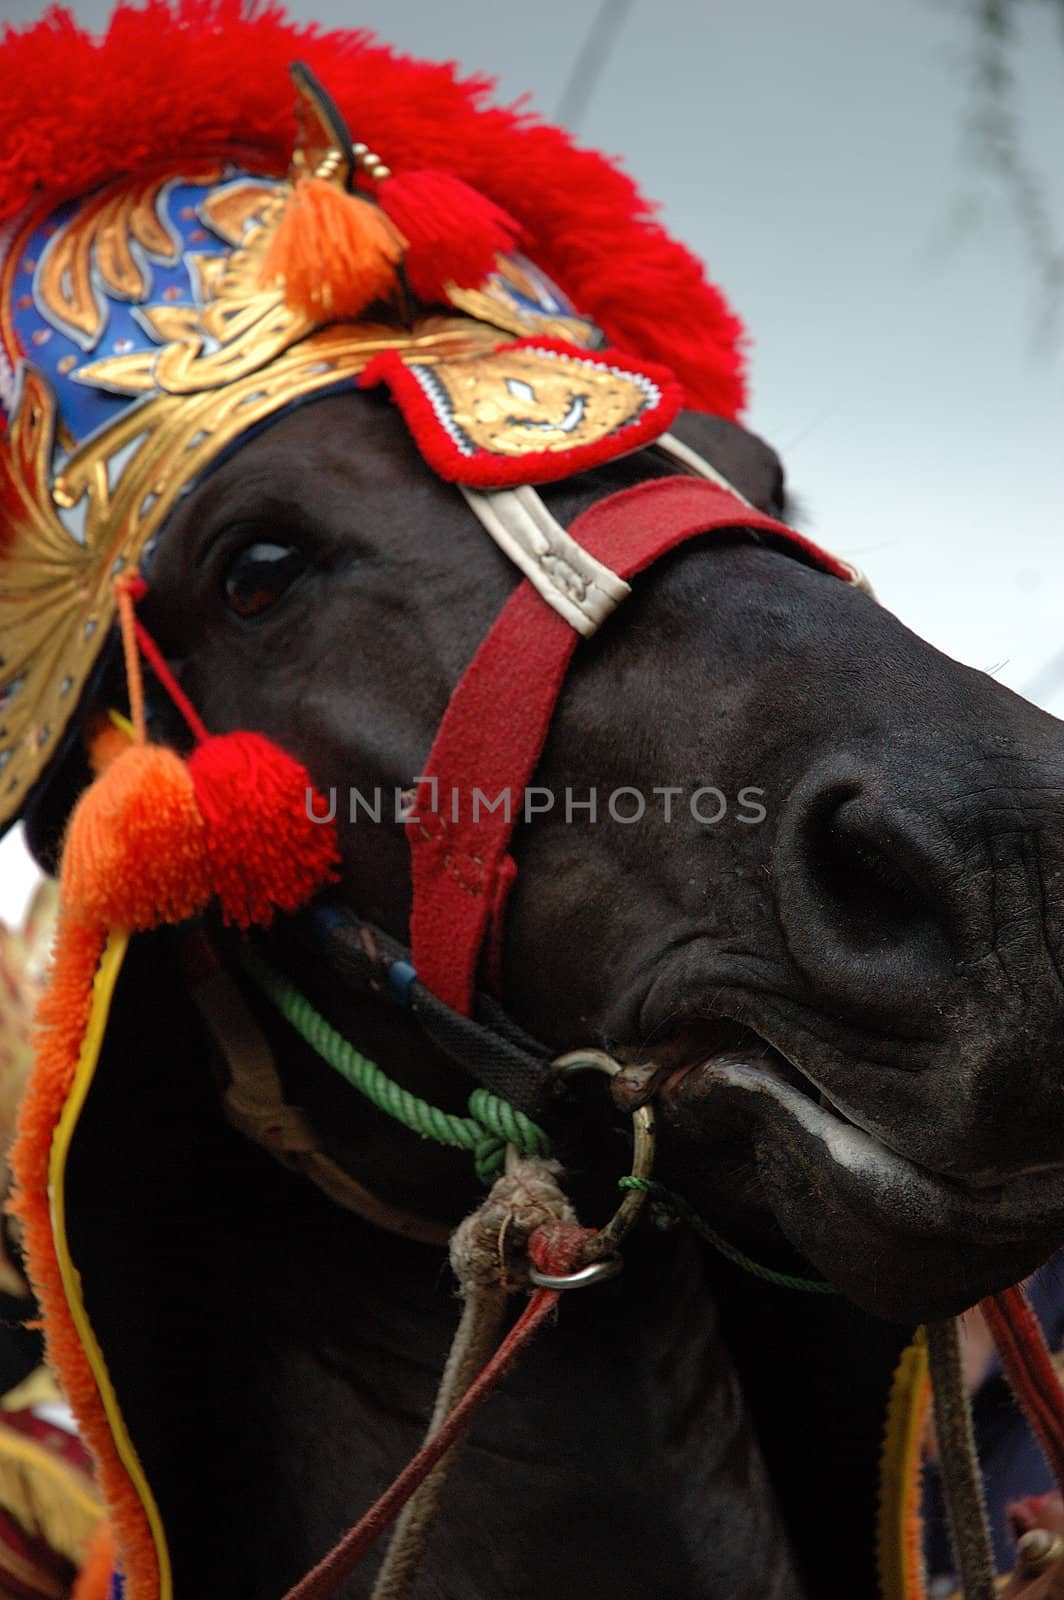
223, 541, 308, 618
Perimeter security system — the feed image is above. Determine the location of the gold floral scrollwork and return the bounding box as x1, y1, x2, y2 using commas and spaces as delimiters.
71, 180, 312, 396
35, 168, 222, 350
448, 256, 600, 350
0, 368, 113, 823
199, 179, 284, 248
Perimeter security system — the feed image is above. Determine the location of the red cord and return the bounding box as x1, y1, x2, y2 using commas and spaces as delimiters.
281, 1225, 592, 1600
132, 618, 210, 744
981, 1285, 1064, 1492
111, 572, 211, 743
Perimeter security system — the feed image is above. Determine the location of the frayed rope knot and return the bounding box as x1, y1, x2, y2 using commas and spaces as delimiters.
449, 1157, 575, 1293
285, 1160, 592, 1600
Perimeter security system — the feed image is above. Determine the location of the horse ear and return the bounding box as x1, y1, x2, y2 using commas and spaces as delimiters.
667, 412, 788, 518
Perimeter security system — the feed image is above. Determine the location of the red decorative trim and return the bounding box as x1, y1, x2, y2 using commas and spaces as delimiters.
409, 477, 854, 1012
360, 340, 683, 488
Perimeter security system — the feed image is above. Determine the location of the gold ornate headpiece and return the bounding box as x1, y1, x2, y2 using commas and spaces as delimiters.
0, 67, 692, 834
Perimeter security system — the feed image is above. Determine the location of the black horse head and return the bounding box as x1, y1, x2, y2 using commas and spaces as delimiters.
141, 390, 1064, 1327
5, 13, 1064, 1600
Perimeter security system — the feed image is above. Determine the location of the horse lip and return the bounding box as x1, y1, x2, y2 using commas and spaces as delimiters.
737, 1044, 1064, 1195
701, 1057, 1064, 1236
614, 1019, 789, 1110
655, 1028, 1064, 1204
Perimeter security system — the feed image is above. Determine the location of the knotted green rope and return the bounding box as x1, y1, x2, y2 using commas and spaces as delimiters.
619, 1176, 839, 1294
240, 950, 836, 1282
239, 949, 552, 1183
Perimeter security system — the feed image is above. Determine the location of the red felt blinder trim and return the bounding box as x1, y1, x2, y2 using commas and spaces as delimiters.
408, 476, 853, 1013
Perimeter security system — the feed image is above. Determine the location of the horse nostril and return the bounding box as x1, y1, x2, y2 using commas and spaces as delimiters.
775, 768, 955, 1018
807, 794, 938, 953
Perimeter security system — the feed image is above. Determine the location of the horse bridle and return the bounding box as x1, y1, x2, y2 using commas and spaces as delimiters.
204, 432, 862, 1239
404, 436, 863, 1015
171, 422, 860, 1259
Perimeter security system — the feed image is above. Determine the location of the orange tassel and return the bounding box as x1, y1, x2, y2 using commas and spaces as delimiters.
60, 745, 212, 931
378, 169, 524, 302
63, 731, 337, 935
260, 176, 406, 320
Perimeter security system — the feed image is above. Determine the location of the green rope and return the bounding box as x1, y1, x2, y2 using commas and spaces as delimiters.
238, 949, 834, 1281
239, 948, 551, 1183
619, 1176, 840, 1295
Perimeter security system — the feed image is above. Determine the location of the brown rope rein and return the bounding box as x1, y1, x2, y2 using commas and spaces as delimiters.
281, 1159, 592, 1600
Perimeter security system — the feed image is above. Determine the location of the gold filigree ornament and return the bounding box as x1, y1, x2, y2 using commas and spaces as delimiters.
35, 167, 221, 351
424, 346, 656, 457
447, 255, 600, 351
0, 312, 500, 829
70, 175, 310, 396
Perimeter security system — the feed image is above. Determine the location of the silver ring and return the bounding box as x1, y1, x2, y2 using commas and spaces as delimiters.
528, 1256, 623, 1291
550, 1049, 656, 1262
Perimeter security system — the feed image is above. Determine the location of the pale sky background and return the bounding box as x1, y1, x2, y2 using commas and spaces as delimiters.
1, 0, 1063, 921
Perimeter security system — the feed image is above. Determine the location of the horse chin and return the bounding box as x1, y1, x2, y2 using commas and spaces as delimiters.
659, 1041, 1064, 1323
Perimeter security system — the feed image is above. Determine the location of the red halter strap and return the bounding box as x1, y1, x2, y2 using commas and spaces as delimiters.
408, 476, 855, 1014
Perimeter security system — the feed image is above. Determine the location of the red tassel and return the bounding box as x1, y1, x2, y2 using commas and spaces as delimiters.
377, 170, 524, 302
188, 733, 339, 930
260, 176, 406, 321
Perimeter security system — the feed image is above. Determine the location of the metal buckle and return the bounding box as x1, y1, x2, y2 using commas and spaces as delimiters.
527, 1048, 656, 1290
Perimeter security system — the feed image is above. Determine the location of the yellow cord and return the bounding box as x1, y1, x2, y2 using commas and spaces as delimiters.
878, 1328, 931, 1600
49, 931, 173, 1600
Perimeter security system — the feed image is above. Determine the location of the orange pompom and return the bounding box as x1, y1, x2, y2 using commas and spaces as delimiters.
260, 176, 406, 321
378, 169, 525, 303
60, 745, 212, 930
188, 732, 339, 929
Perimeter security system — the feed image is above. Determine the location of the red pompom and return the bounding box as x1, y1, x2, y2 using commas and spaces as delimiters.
377, 169, 524, 302
188, 732, 339, 929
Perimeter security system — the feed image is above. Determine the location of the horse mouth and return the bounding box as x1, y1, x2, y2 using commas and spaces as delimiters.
627, 1022, 1064, 1251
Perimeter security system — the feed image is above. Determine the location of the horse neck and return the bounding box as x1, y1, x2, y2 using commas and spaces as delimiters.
205, 945, 800, 1599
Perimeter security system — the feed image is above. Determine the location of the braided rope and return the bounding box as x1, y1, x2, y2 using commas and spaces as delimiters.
618, 1176, 839, 1294
239, 950, 551, 1181
924, 1318, 997, 1600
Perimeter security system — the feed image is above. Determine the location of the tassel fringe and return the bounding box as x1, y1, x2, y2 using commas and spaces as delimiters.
261, 176, 406, 320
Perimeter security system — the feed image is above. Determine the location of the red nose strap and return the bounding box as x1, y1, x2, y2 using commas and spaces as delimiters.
408, 476, 855, 1013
